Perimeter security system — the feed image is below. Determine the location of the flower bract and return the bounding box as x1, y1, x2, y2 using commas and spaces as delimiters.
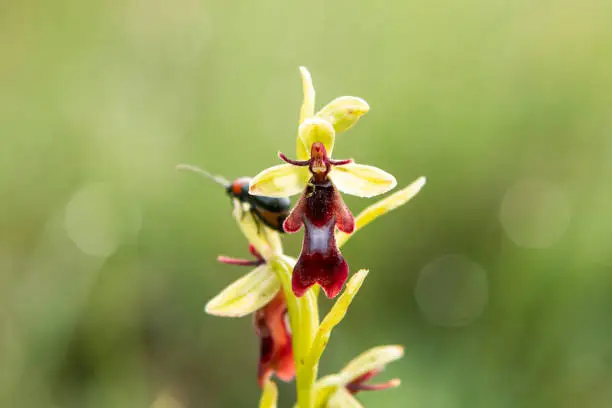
314, 345, 404, 407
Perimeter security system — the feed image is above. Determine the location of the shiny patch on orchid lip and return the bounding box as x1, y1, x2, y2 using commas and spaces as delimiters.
306, 218, 334, 253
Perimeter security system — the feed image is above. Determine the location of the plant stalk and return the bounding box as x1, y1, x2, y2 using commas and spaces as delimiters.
270, 257, 319, 408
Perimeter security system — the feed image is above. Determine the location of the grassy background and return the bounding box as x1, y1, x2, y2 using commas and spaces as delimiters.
2, 0, 612, 406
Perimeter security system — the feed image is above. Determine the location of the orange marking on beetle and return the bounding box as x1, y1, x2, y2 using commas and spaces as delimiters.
231, 182, 243, 195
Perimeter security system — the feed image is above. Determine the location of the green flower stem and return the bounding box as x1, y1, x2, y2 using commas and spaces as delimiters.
259, 379, 278, 408
305, 270, 368, 388
270, 257, 319, 408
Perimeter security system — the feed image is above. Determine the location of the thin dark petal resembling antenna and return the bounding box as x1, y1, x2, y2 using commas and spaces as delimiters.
176, 163, 230, 187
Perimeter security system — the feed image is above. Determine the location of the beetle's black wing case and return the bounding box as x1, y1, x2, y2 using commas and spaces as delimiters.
248, 195, 291, 213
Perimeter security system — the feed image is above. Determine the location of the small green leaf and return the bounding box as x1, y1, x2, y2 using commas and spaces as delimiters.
307, 270, 369, 368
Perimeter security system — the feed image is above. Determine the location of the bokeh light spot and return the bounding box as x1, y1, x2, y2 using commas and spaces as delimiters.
415, 254, 488, 327
499, 179, 571, 248
64, 182, 141, 257
150, 391, 184, 408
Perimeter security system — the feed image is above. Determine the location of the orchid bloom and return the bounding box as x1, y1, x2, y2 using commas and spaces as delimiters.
313, 345, 404, 408
202, 201, 291, 386
212, 245, 295, 386
249, 67, 397, 298
204, 178, 426, 317
203, 181, 425, 390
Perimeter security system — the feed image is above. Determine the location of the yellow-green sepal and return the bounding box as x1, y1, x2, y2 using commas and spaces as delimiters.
299, 66, 315, 125
249, 164, 309, 198
204, 264, 280, 317
329, 162, 397, 198
317, 96, 370, 133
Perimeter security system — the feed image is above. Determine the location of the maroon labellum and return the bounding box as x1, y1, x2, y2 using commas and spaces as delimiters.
279, 142, 355, 298
254, 292, 294, 386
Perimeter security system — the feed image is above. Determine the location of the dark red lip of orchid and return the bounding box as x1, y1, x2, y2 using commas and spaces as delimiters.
254, 291, 294, 387
345, 368, 400, 394
279, 142, 356, 299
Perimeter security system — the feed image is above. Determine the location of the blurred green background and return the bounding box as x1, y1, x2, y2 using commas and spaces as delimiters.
2, 0, 612, 407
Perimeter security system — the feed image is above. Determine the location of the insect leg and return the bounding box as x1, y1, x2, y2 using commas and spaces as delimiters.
250, 209, 263, 235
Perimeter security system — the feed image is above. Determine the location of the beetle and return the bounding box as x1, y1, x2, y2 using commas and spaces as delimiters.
177, 164, 291, 233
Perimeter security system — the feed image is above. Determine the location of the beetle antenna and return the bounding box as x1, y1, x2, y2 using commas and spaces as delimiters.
176, 164, 230, 187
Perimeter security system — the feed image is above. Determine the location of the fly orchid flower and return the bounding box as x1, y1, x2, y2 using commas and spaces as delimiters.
205, 177, 426, 317
212, 245, 295, 386
249, 67, 397, 299
312, 345, 404, 408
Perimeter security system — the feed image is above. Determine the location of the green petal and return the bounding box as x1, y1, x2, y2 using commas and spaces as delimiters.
249, 164, 309, 198
204, 264, 280, 317
329, 162, 397, 198
296, 135, 310, 161
316, 96, 370, 133
299, 117, 336, 158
